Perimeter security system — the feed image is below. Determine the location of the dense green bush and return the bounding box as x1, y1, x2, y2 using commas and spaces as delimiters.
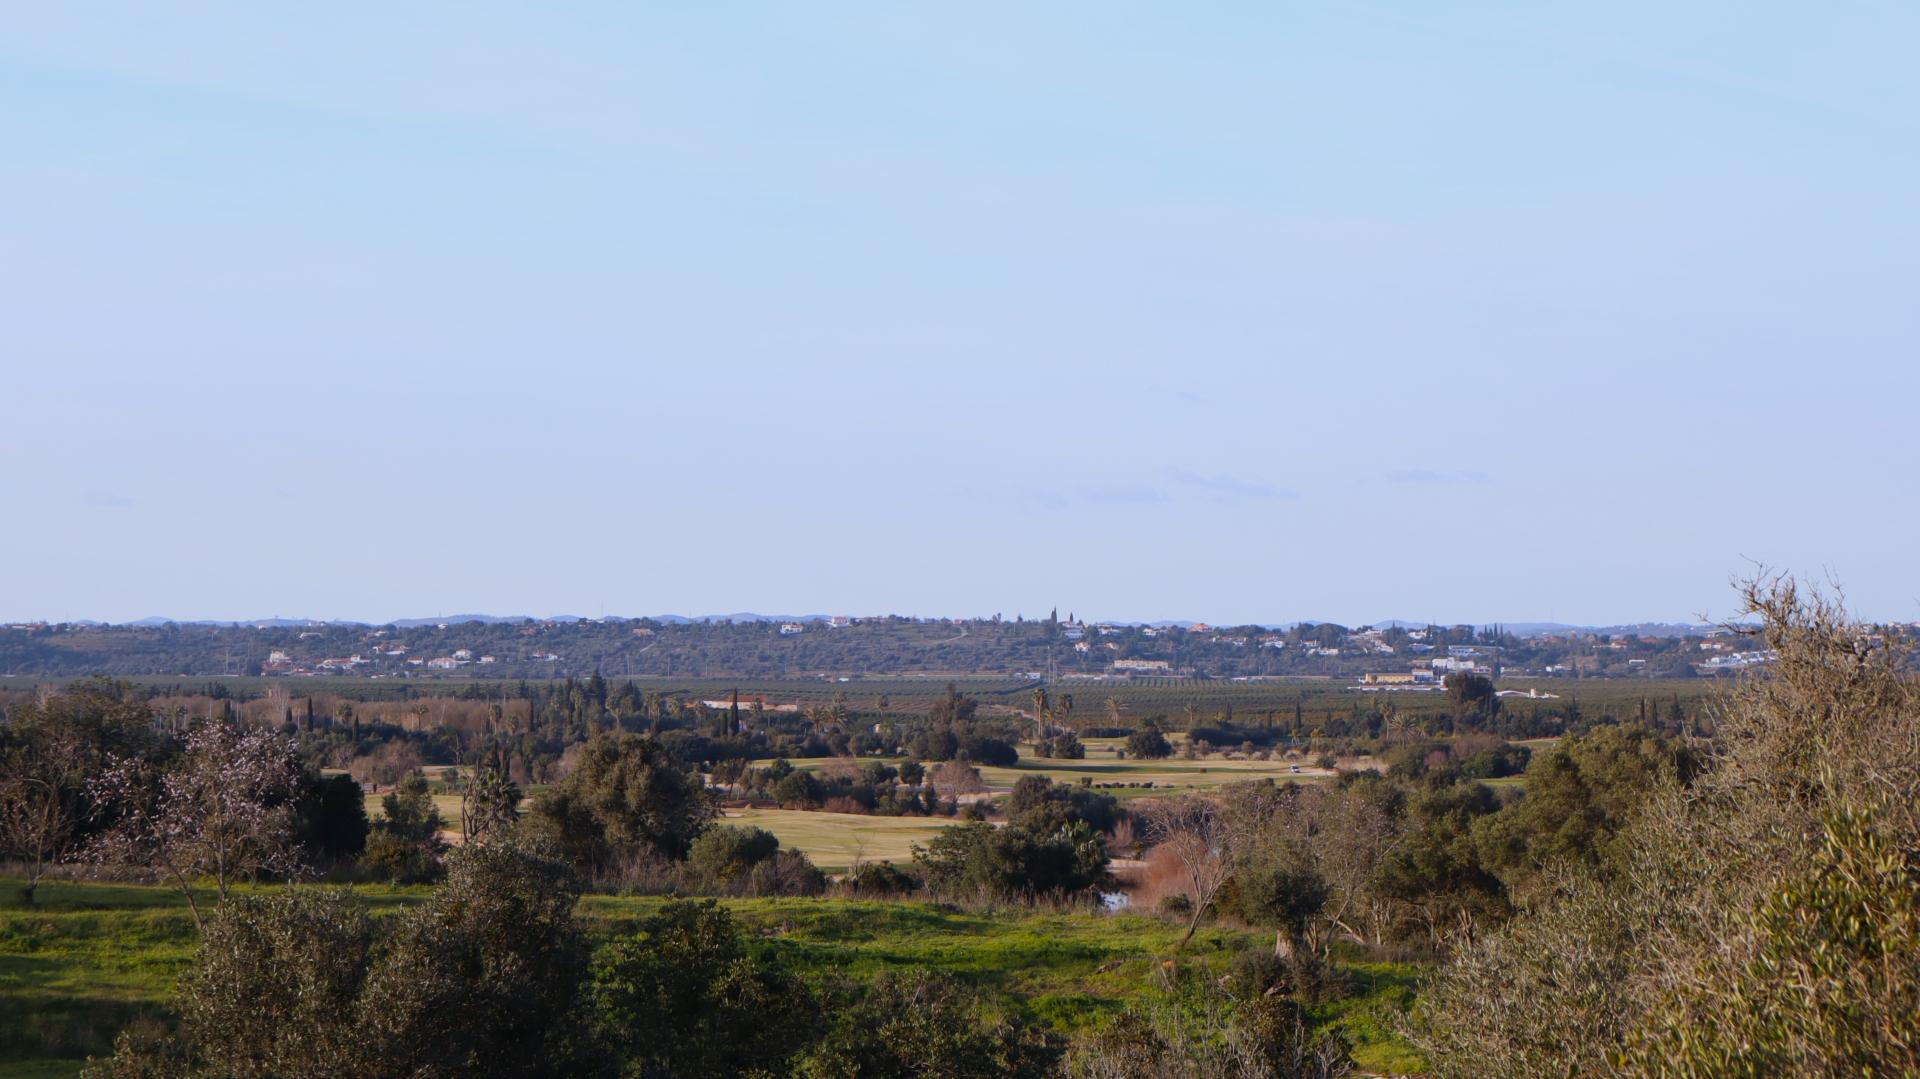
958, 733, 1018, 768
844, 859, 920, 895
1470, 723, 1694, 903
295, 772, 369, 867
772, 769, 822, 806
593, 899, 815, 1078
83, 838, 589, 1079
914, 820, 1110, 899
1007, 775, 1124, 834
793, 969, 1062, 1079
1034, 732, 1084, 759
527, 735, 715, 870
686, 825, 781, 884
360, 771, 445, 883
1124, 727, 1173, 760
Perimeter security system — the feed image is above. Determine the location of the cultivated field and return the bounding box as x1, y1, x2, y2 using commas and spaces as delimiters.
84, 673, 1717, 724
717, 808, 957, 869
362, 736, 1341, 858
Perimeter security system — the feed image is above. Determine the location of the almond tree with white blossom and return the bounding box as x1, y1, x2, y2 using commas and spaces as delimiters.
89, 722, 307, 930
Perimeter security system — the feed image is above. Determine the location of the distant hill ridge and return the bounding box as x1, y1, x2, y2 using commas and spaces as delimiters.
102, 614, 1724, 636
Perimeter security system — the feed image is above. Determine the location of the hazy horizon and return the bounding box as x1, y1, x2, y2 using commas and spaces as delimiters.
11, 611, 1733, 635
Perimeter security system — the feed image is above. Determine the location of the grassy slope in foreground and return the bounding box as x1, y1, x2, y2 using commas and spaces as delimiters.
1, 879, 1425, 1076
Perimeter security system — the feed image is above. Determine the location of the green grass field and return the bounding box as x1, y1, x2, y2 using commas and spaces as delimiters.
0, 877, 1427, 1076
976, 738, 1340, 793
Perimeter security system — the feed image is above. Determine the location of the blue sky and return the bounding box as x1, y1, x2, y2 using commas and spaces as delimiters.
2, 2, 1916, 626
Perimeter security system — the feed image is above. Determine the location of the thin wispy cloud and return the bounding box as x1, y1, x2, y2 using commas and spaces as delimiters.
1384, 469, 1490, 485
1167, 468, 1299, 500
84, 490, 133, 507
1079, 483, 1172, 504
1005, 487, 1072, 511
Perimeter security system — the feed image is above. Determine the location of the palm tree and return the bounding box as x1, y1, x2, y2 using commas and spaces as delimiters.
1105, 697, 1127, 726
1385, 706, 1417, 744
1031, 688, 1051, 739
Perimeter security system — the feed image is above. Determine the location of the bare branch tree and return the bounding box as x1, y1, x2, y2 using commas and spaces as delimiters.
1308, 788, 1398, 947
1140, 794, 1236, 948
1, 677, 161, 905
0, 721, 93, 904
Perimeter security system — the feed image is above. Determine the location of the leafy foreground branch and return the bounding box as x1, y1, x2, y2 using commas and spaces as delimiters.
1413, 573, 1920, 1078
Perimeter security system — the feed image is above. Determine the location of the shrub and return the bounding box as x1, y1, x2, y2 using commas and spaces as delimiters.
297, 772, 370, 866
1125, 728, 1173, 760
85, 840, 591, 1079
1039, 733, 1085, 759
687, 825, 780, 884
527, 734, 715, 870
958, 734, 1018, 768
908, 728, 960, 762
592, 899, 817, 1078
915, 820, 1110, 898
773, 769, 823, 806
846, 859, 920, 895
931, 761, 985, 796
362, 829, 444, 885
746, 848, 827, 896
1007, 775, 1123, 834
1069, 991, 1349, 1079
793, 969, 1062, 1079
1231, 947, 1288, 996
347, 741, 426, 788
1457, 742, 1531, 780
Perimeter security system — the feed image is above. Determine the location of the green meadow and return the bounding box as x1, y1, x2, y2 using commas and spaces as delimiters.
0, 878, 1426, 1077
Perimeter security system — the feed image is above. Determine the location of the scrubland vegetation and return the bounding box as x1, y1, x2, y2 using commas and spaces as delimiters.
4, 575, 1918, 1076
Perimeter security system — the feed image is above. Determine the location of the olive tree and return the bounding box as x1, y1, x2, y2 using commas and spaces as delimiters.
81, 839, 591, 1079
527, 733, 714, 871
